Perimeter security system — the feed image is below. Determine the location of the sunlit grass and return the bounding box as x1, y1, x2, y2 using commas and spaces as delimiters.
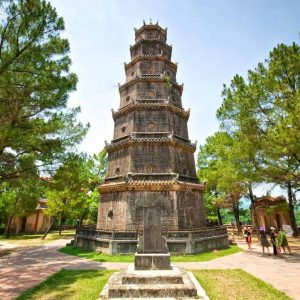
17, 269, 114, 300
193, 269, 292, 300
0, 230, 75, 245
59, 245, 242, 262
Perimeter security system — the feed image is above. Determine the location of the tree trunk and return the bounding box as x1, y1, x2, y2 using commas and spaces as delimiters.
216, 206, 223, 225
41, 217, 56, 240
79, 207, 88, 227
248, 183, 259, 236
287, 181, 299, 236
6, 215, 13, 238
232, 202, 241, 234
59, 215, 62, 236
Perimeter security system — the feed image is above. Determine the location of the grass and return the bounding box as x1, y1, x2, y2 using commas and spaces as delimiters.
0, 230, 75, 246
58, 245, 242, 262
17, 268, 291, 300
193, 269, 292, 300
16, 269, 114, 300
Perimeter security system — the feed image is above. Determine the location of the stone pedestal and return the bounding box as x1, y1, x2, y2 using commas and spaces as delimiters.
99, 265, 209, 299
134, 253, 171, 270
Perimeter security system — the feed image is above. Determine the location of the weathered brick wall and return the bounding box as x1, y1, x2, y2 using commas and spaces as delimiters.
171, 148, 197, 177
131, 144, 171, 173
120, 83, 182, 108
120, 84, 138, 107
97, 192, 128, 231
175, 190, 206, 229
125, 60, 177, 82
133, 110, 188, 138
97, 190, 205, 232
113, 113, 134, 139
106, 148, 131, 177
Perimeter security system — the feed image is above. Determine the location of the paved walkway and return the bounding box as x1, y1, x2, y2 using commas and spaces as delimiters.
0, 239, 299, 299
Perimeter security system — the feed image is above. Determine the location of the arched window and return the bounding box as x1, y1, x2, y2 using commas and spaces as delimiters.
121, 126, 126, 133
115, 168, 120, 175
107, 210, 114, 221
126, 95, 130, 101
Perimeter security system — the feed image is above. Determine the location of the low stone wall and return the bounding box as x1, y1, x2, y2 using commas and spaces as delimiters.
75, 226, 228, 254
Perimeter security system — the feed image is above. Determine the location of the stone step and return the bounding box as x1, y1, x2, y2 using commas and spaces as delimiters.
122, 275, 183, 284
108, 283, 197, 298
109, 296, 198, 300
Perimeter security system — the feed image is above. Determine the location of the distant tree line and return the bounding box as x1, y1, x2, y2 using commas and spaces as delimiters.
198, 42, 300, 236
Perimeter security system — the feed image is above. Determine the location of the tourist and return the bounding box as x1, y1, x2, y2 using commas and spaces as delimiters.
243, 225, 252, 249
278, 227, 292, 255
259, 227, 270, 256
270, 227, 280, 256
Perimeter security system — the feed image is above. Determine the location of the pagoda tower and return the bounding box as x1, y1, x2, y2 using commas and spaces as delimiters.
75, 21, 228, 254
97, 20, 206, 231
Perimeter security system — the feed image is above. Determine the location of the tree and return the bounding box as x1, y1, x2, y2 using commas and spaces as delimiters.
85, 148, 108, 224
217, 43, 300, 235
197, 132, 247, 232
45, 154, 91, 236
0, 0, 88, 183
43, 149, 108, 237
0, 154, 42, 237
0, 0, 88, 233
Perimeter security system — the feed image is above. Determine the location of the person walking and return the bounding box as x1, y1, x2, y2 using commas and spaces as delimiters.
259, 227, 270, 256
278, 227, 292, 255
243, 225, 252, 250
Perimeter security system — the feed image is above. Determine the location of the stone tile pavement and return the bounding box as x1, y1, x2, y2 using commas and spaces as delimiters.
0, 239, 299, 299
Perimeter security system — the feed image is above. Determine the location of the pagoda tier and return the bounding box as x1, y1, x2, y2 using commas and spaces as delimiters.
97, 21, 206, 233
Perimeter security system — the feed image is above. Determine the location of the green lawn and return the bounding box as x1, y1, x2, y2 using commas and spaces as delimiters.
193, 269, 292, 300
0, 230, 75, 246
17, 268, 291, 300
58, 245, 242, 262
16, 269, 114, 300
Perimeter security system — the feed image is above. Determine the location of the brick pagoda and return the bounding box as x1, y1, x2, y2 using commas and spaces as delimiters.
75, 21, 228, 254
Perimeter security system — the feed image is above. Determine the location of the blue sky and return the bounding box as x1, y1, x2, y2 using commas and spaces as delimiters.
50, 0, 299, 194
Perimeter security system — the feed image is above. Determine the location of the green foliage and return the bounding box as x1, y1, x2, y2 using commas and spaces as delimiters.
46, 154, 92, 220
197, 132, 247, 225
217, 42, 300, 234
45, 149, 108, 225
0, 0, 88, 229
218, 44, 300, 187
265, 202, 289, 215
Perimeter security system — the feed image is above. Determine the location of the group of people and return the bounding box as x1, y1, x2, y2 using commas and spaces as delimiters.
243, 225, 292, 256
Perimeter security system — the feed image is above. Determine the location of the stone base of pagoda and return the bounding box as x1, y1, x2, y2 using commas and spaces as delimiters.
74, 226, 229, 255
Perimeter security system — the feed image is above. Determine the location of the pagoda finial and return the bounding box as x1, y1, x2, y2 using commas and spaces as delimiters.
143, 20, 146, 26
149, 18, 152, 24
156, 20, 158, 25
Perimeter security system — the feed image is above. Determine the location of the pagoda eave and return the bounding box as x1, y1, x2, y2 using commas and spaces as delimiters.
124, 55, 177, 70
135, 23, 167, 37
119, 76, 183, 94
130, 39, 172, 51
112, 100, 190, 120
98, 180, 205, 194
105, 135, 196, 153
